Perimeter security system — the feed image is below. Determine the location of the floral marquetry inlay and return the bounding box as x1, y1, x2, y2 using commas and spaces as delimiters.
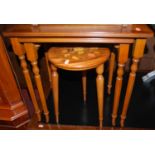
48, 47, 110, 71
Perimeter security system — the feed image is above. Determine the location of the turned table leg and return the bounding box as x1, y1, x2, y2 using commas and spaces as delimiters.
45, 52, 52, 89
112, 44, 129, 126
10, 38, 41, 122
107, 52, 115, 95
24, 43, 49, 123
120, 39, 146, 127
96, 64, 104, 129
82, 71, 87, 103
51, 65, 59, 124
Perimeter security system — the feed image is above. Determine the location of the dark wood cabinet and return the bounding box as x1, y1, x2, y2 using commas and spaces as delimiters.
0, 36, 29, 129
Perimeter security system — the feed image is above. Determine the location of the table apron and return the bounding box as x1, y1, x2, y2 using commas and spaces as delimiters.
18, 37, 135, 44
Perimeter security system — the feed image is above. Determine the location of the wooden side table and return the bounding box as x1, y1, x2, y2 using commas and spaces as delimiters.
47, 47, 110, 128
2, 24, 153, 127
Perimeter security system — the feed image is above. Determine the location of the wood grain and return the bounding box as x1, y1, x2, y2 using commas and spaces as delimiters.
0, 36, 29, 128
107, 52, 116, 95
96, 64, 104, 129
2, 25, 153, 128
48, 47, 110, 128
10, 38, 41, 122
120, 39, 146, 127
48, 47, 110, 71
112, 44, 129, 126
24, 43, 49, 123
3, 24, 153, 38
82, 71, 87, 103
45, 52, 52, 87
51, 65, 59, 124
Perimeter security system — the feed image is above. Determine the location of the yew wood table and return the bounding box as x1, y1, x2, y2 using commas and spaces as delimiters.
3, 24, 153, 127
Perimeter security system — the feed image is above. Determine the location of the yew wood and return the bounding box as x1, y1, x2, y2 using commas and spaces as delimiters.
107, 52, 115, 95
3, 24, 153, 38
112, 44, 129, 126
96, 64, 104, 129
48, 47, 110, 71
120, 39, 146, 127
45, 52, 52, 87
2, 25, 153, 128
24, 43, 49, 123
10, 38, 41, 122
82, 71, 87, 103
17, 38, 134, 44
51, 65, 59, 124
48, 47, 110, 128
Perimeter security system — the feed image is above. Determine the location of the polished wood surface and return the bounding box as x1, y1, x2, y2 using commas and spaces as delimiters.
96, 64, 104, 129
24, 43, 49, 123
48, 47, 110, 70
45, 52, 52, 86
10, 38, 41, 122
120, 39, 146, 127
0, 36, 29, 128
17, 38, 135, 44
112, 44, 130, 126
3, 24, 153, 38
107, 52, 115, 94
48, 47, 110, 128
2, 24, 153, 128
82, 71, 87, 103
51, 65, 59, 124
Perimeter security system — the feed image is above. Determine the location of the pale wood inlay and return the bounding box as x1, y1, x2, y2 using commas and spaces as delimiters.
48, 47, 110, 128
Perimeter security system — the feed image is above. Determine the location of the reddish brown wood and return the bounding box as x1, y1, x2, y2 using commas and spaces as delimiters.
0, 36, 29, 128
107, 52, 115, 94
48, 47, 110, 70
120, 39, 146, 127
48, 47, 110, 128
3, 24, 153, 38
112, 44, 130, 126
18, 38, 134, 44
10, 38, 41, 122
1, 25, 153, 128
82, 71, 87, 103
96, 64, 104, 129
24, 43, 49, 123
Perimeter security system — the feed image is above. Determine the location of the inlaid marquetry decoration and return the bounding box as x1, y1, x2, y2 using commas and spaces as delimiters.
48, 47, 110, 71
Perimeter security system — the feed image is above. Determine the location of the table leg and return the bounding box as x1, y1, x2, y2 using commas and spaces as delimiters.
107, 52, 115, 95
82, 71, 87, 103
120, 39, 146, 127
45, 52, 52, 88
24, 43, 49, 123
51, 65, 59, 124
10, 38, 41, 122
96, 64, 104, 129
112, 44, 129, 126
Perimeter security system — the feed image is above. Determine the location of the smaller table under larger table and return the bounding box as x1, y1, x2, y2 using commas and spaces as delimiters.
3, 24, 153, 127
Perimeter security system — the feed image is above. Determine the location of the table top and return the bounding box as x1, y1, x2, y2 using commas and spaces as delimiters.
2, 24, 153, 38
